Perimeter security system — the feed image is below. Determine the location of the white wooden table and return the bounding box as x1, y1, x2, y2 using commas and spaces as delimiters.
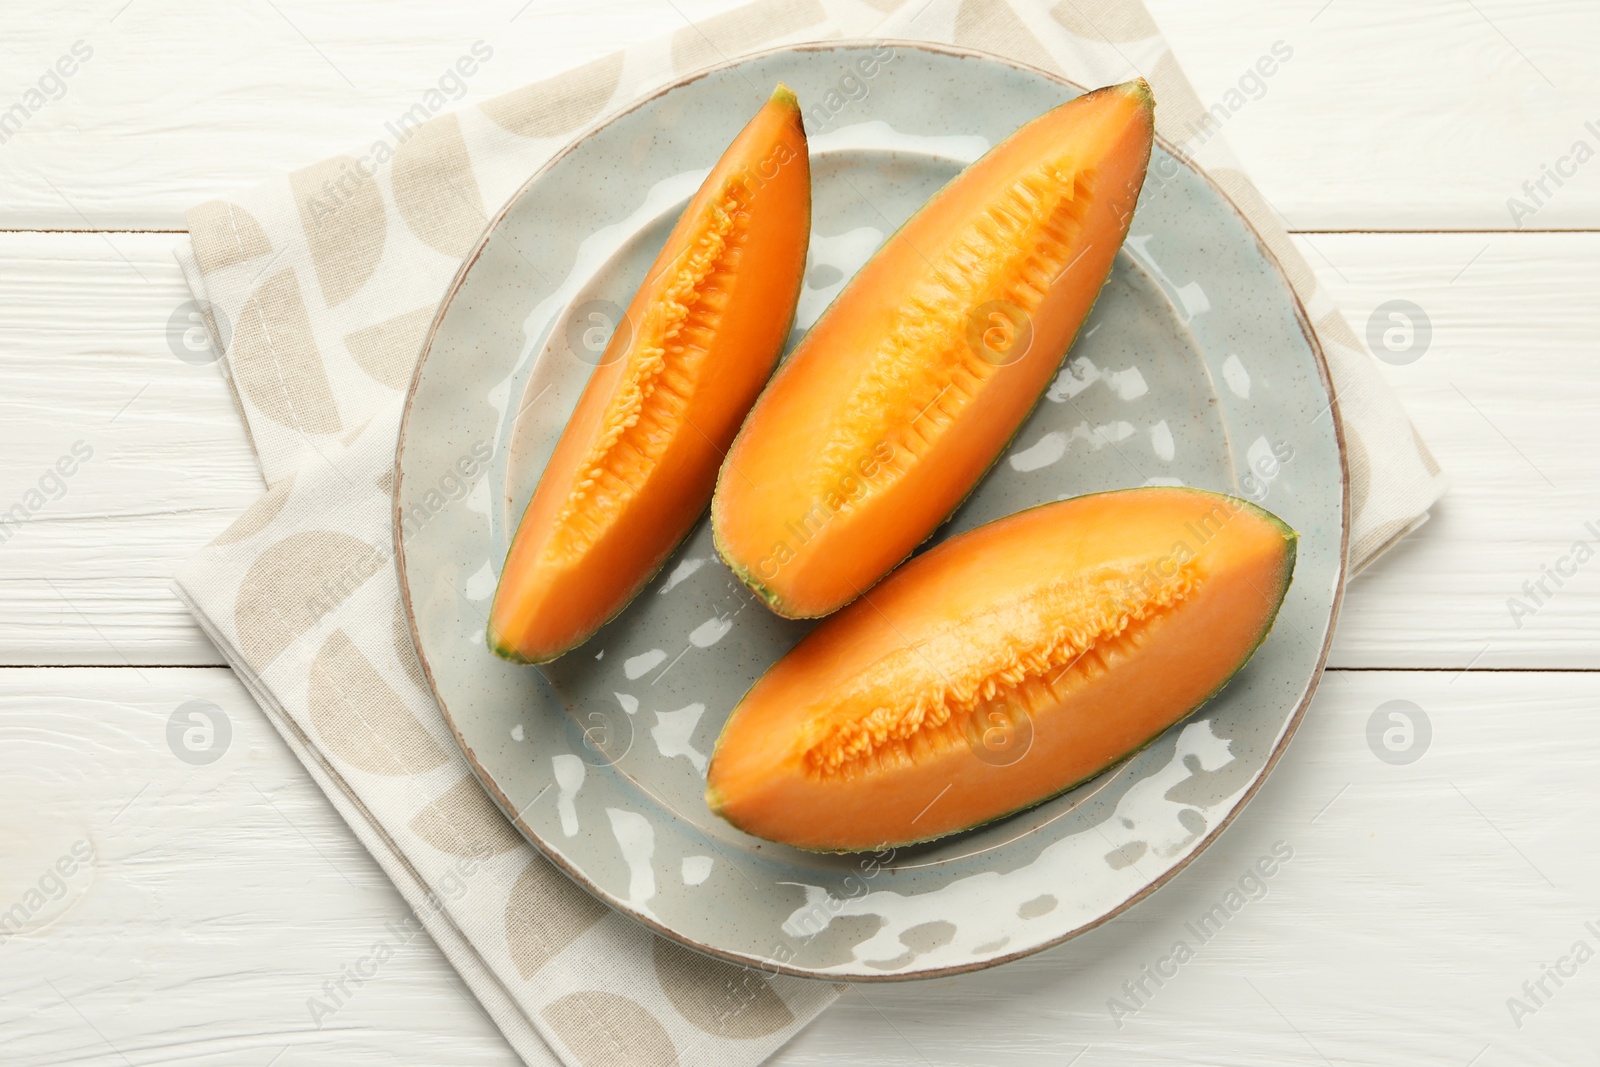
3, 2, 1598, 1064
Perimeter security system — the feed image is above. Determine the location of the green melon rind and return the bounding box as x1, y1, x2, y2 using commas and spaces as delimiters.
488, 88, 808, 664
706, 487, 1297, 853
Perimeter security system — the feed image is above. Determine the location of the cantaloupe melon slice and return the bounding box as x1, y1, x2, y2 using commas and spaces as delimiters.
706, 488, 1296, 852
712, 80, 1155, 619
489, 85, 810, 663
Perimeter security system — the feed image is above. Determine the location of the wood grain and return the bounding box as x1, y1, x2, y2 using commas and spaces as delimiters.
1146, 0, 1600, 231
1315, 231, 1600, 669
5, 667, 1593, 1064
0, 1, 1595, 229
0, 232, 261, 665
0, 667, 518, 1067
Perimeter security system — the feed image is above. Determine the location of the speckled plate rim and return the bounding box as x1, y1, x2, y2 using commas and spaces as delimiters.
395, 38, 1350, 981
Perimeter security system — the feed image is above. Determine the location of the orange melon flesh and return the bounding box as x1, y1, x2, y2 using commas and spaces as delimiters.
489, 85, 810, 663
705, 488, 1296, 852
712, 81, 1155, 619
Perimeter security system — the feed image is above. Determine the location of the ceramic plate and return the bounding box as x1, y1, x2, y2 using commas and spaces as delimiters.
396, 41, 1347, 981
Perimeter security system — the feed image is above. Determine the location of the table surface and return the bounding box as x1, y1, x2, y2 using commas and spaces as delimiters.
3, 2, 1598, 1064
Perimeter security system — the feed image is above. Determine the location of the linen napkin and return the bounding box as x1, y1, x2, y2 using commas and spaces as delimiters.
173, 1, 1447, 1064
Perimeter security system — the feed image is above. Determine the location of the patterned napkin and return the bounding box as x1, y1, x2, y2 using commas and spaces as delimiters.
172, 1, 1446, 1064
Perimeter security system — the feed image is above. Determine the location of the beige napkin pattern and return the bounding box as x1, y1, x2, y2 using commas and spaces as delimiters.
173, 2, 1446, 1065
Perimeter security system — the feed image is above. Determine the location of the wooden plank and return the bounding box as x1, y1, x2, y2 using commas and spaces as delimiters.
0, 667, 519, 1066
6, 666, 1596, 1064
1146, 0, 1600, 231
1, 230, 1597, 667
0, 232, 261, 665
0, 0, 1595, 230
0, 0, 737, 230
1308, 231, 1600, 669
